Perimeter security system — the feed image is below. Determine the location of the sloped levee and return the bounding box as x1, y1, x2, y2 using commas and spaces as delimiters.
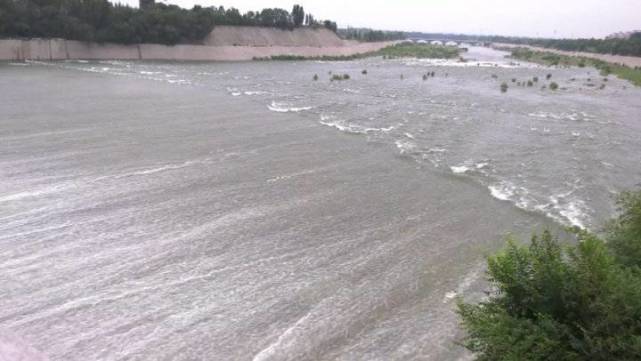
0, 27, 391, 61
204, 26, 349, 47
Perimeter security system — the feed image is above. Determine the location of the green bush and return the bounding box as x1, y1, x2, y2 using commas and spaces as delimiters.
527, 80, 533, 87
330, 73, 350, 81
546, 73, 552, 80
362, 69, 368, 75
549, 82, 559, 90
500, 82, 508, 93
458, 189, 641, 361
605, 191, 641, 268
313, 74, 318, 81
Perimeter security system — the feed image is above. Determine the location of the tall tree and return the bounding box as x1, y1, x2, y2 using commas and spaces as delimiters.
292, 4, 304, 27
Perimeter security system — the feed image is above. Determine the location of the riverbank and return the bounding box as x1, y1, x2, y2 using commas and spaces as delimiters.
494, 43, 641, 68
496, 43, 641, 86
0, 38, 395, 62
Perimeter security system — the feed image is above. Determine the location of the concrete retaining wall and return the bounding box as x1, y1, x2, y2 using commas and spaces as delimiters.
0, 38, 393, 62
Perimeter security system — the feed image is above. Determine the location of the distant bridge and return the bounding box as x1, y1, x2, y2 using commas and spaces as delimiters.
406, 38, 485, 46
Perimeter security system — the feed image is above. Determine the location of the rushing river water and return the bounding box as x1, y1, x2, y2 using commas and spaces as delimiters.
1, 47, 640, 360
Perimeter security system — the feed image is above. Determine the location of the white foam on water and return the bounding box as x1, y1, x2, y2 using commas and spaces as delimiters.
488, 180, 590, 229
395, 140, 417, 154
547, 194, 589, 229
268, 101, 312, 113
318, 115, 393, 135
107, 160, 199, 179
443, 291, 457, 301
319, 120, 378, 135
450, 165, 469, 174
488, 182, 516, 201
559, 202, 587, 229
167, 79, 191, 85
443, 265, 483, 303
244, 91, 269, 96
0, 184, 69, 203
342, 88, 360, 94
528, 111, 589, 121
427, 148, 447, 153
252, 312, 312, 361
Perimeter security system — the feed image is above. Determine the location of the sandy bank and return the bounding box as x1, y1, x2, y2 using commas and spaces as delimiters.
494, 43, 641, 68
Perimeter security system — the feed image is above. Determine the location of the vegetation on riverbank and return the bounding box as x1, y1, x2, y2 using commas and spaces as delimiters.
514, 34, 641, 58
256, 43, 461, 62
338, 27, 406, 42
254, 53, 372, 61
0, 0, 337, 45
458, 189, 641, 361
407, 31, 641, 57
508, 47, 641, 86
378, 43, 460, 59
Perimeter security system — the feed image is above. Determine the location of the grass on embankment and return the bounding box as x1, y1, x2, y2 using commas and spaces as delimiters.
508, 47, 641, 86
253, 43, 461, 62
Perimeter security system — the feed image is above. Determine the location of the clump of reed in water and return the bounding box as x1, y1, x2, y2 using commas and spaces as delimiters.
330, 74, 350, 81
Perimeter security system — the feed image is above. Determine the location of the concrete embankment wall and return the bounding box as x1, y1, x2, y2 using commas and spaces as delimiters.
0, 38, 393, 61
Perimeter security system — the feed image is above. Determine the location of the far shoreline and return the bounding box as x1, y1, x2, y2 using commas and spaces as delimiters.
0, 38, 397, 62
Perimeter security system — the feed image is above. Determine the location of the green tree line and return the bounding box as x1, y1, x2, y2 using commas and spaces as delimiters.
522, 34, 641, 57
458, 189, 641, 360
339, 27, 406, 42
407, 31, 641, 57
0, 0, 338, 45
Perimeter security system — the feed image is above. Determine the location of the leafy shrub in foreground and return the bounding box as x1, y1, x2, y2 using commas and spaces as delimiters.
458, 190, 641, 361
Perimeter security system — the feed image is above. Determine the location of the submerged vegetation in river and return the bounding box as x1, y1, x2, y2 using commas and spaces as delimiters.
458, 189, 641, 361
509, 47, 641, 86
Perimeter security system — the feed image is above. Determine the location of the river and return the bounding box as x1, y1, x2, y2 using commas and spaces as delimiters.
1, 47, 640, 360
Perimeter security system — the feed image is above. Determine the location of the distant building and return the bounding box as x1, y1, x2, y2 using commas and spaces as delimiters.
430, 40, 443, 46
140, 0, 155, 9
445, 41, 458, 47
606, 31, 641, 40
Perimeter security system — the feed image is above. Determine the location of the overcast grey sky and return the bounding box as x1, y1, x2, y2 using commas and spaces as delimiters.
114, 0, 640, 38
